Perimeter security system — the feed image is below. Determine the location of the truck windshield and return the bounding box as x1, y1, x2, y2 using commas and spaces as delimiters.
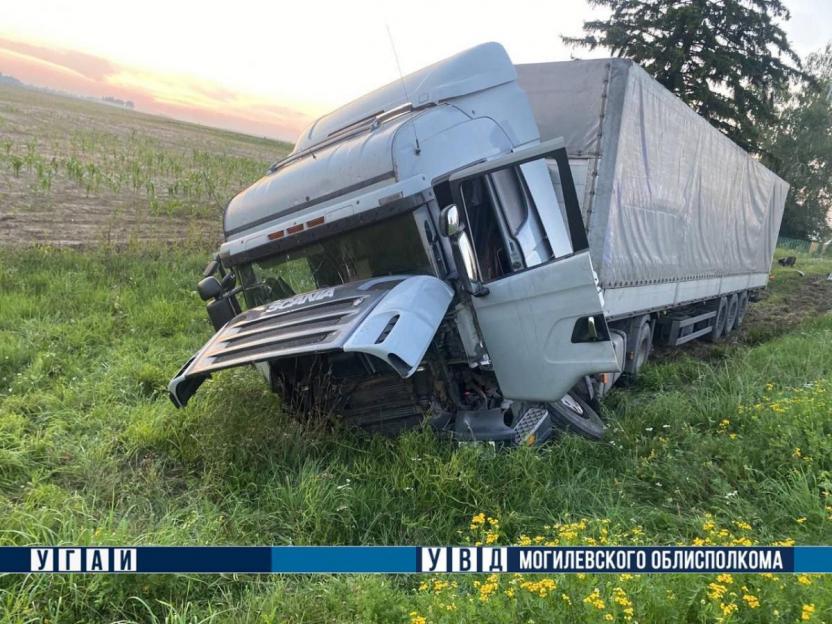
239, 212, 434, 308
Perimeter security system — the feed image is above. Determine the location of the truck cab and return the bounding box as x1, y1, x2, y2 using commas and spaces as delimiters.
169, 42, 622, 443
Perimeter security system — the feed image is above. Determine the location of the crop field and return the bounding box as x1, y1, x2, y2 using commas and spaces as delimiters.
1, 87, 832, 623
0, 85, 291, 246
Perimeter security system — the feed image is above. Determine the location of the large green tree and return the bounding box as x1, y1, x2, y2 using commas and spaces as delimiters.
564, 0, 802, 154
763, 45, 832, 240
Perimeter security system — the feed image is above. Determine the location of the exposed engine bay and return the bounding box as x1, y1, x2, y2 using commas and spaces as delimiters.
268, 311, 505, 436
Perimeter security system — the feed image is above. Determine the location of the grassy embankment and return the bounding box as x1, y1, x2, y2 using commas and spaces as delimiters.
0, 245, 831, 622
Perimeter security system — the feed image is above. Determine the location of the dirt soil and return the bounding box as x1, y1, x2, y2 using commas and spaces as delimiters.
653, 271, 832, 362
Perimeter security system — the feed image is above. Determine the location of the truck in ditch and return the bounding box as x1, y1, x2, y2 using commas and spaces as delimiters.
168, 42, 788, 445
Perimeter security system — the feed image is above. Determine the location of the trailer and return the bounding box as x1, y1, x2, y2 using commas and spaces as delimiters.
169, 43, 788, 444
517, 59, 787, 375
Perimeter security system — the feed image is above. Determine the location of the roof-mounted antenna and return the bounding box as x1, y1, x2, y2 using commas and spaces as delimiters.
385, 24, 421, 154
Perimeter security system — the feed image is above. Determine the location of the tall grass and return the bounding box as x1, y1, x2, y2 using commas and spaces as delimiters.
0, 247, 831, 622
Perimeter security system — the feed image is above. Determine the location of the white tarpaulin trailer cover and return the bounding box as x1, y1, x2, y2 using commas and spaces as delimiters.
517, 59, 788, 290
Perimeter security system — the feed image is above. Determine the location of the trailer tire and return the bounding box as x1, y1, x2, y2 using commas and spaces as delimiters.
548, 392, 605, 440
706, 296, 728, 342
724, 293, 739, 335
735, 291, 749, 329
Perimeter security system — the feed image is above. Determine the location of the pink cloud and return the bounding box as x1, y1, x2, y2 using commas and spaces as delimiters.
0, 36, 310, 141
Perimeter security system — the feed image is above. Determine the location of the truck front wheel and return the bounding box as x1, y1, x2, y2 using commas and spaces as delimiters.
548, 392, 605, 440
625, 315, 653, 379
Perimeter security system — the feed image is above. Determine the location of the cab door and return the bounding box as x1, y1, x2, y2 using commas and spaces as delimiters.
448, 138, 619, 402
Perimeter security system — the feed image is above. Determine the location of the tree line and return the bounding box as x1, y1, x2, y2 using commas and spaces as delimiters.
565, 0, 831, 241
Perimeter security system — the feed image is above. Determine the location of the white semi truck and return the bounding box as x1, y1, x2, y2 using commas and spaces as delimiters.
169, 43, 787, 444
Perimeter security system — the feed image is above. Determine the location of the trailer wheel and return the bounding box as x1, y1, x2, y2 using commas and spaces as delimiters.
724, 293, 739, 335
706, 296, 728, 342
548, 392, 605, 440
735, 291, 749, 329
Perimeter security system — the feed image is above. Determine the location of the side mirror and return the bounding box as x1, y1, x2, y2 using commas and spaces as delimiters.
438, 204, 488, 297
439, 204, 464, 238
202, 259, 219, 278
220, 272, 237, 291
197, 276, 222, 301
456, 233, 489, 297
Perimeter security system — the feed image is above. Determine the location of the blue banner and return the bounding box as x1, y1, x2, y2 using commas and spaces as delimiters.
2, 546, 830, 574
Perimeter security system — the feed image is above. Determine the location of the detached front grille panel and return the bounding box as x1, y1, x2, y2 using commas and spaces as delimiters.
209, 332, 333, 367
234, 297, 364, 332
220, 313, 358, 352
183, 290, 386, 377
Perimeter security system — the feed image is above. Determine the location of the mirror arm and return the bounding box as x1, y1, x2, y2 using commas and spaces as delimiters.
469, 283, 489, 297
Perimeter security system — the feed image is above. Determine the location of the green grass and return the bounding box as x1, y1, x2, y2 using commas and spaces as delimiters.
0, 246, 831, 622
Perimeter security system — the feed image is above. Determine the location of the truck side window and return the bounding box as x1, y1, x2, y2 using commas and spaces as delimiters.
459, 176, 513, 281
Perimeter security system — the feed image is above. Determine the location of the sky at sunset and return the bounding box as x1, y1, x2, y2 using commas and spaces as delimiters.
1, 0, 830, 141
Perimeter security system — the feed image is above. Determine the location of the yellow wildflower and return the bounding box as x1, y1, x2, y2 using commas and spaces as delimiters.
720, 602, 738, 617
561, 593, 572, 605
716, 573, 734, 585
476, 574, 499, 602
796, 517, 807, 525
583, 587, 606, 610
604, 615, 614, 621
742, 594, 760, 609
802, 603, 816, 621
793, 448, 802, 458
470, 513, 485, 529
613, 586, 633, 615
707, 583, 728, 601
797, 574, 812, 586
520, 578, 557, 598
409, 612, 426, 624
432, 579, 450, 592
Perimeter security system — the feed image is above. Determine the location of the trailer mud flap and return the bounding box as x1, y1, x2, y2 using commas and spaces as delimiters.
168, 275, 454, 408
